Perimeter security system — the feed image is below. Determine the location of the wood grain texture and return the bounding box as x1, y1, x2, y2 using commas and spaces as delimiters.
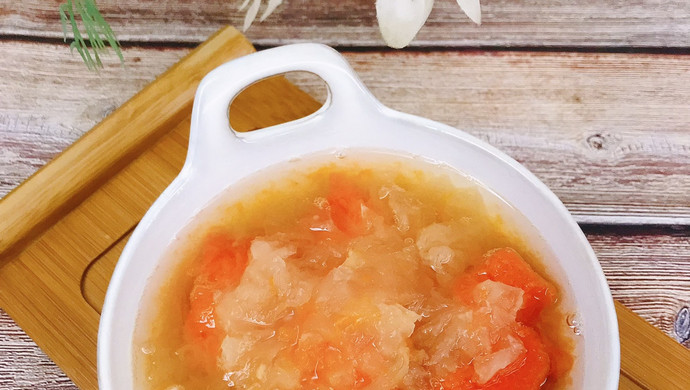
586, 227, 690, 346
3, 42, 689, 224
81, 232, 130, 314
619, 373, 647, 390
0, 309, 76, 389
0, 43, 187, 197
0, 27, 256, 258
616, 300, 690, 389
2, 0, 690, 48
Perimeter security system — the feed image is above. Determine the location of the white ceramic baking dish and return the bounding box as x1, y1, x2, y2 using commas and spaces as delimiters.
98, 43, 619, 389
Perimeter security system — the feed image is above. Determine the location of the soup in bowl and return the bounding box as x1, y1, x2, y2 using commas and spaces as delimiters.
98, 44, 619, 390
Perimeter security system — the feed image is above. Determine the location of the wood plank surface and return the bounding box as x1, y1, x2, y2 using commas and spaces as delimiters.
2, 0, 690, 48
587, 227, 690, 347
0, 27, 259, 258
0, 309, 76, 389
619, 373, 647, 390
616, 300, 690, 389
3, 41, 689, 225
0, 43, 187, 200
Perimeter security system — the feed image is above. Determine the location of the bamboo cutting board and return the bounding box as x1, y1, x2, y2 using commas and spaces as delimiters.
0, 26, 688, 390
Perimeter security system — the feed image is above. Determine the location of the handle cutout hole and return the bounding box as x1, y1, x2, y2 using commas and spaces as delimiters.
228, 71, 329, 133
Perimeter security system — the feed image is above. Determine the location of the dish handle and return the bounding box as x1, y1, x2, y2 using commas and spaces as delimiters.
187, 43, 377, 168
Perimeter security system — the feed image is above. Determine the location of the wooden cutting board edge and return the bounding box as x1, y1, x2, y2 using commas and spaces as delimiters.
0, 27, 255, 262
0, 25, 689, 390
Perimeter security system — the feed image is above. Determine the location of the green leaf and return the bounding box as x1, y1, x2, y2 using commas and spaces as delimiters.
59, 0, 124, 71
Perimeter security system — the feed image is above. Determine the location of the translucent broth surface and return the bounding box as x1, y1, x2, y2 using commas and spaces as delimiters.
134, 152, 575, 389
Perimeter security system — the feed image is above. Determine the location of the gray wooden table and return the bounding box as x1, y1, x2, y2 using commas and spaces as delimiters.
1, 0, 690, 388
